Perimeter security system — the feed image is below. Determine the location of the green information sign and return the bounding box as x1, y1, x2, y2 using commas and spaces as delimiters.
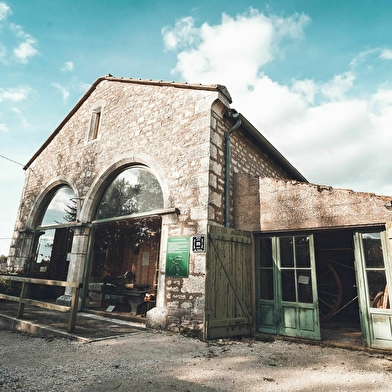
166, 237, 190, 278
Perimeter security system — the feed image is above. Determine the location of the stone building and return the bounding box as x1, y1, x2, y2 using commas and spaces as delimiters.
7, 75, 392, 349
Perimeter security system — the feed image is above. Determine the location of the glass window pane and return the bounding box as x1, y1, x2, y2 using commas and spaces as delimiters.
280, 237, 294, 268
96, 167, 164, 220
260, 269, 274, 300
368, 271, 388, 308
30, 228, 73, 282
295, 236, 311, 268
297, 270, 313, 303
35, 229, 55, 265
40, 187, 76, 226
259, 238, 273, 267
362, 233, 384, 268
281, 270, 296, 301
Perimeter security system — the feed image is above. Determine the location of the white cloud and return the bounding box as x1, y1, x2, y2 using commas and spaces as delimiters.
8, 23, 39, 63
163, 10, 392, 195
162, 16, 196, 51
350, 47, 392, 69
61, 61, 74, 72
0, 2, 11, 21
0, 86, 30, 102
163, 9, 310, 93
14, 38, 38, 63
51, 82, 70, 101
379, 49, 392, 60
0, 10, 38, 65
320, 72, 355, 101
0, 123, 8, 132
291, 79, 317, 104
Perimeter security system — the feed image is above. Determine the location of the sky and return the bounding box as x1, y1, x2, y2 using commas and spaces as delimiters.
1, 0, 392, 255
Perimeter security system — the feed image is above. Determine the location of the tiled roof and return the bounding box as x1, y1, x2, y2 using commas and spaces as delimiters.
101, 74, 232, 102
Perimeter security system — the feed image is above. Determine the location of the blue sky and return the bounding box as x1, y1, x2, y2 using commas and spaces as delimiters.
1, 0, 392, 255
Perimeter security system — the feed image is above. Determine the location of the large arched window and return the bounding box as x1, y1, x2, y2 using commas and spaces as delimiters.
95, 166, 164, 220
87, 167, 164, 314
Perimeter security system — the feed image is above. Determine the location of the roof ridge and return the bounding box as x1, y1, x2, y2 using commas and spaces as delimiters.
100, 74, 231, 102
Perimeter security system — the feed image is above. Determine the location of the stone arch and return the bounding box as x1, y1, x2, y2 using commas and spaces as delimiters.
80, 153, 169, 224
23, 179, 79, 285
26, 177, 79, 229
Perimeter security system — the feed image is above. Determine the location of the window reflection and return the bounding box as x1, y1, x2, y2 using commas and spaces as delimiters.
368, 271, 388, 308
40, 186, 76, 227
362, 232, 389, 309
29, 227, 73, 284
282, 270, 295, 301
362, 233, 384, 268
280, 236, 313, 304
297, 271, 312, 303
259, 238, 274, 300
280, 237, 294, 268
296, 237, 310, 268
96, 167, 164, 220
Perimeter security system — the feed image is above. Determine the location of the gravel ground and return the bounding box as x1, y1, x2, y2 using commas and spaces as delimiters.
1, 329, 392, 392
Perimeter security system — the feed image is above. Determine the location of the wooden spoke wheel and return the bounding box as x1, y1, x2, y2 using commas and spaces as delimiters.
317, 259, 343, 322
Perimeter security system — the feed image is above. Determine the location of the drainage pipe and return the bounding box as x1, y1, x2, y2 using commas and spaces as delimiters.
224, 110, 242, 227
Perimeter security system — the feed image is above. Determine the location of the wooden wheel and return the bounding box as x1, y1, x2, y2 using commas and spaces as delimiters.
372, 285, 389, 309
317, 259, 343, 322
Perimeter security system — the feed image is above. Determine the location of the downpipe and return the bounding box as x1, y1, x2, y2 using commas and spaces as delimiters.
224, 109, 242, 227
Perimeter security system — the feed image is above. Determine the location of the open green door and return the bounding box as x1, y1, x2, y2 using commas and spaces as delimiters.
258, 234, 321, 340
354, 229, 392, 350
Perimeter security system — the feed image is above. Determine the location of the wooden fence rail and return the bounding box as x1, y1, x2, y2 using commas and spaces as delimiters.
0, 274, 82, 333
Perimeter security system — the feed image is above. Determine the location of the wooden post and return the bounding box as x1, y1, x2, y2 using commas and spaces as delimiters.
17, 281, 28, 319
67, 284, 81, 333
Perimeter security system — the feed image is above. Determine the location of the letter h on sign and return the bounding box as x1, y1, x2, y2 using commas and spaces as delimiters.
192, 235, 206, 253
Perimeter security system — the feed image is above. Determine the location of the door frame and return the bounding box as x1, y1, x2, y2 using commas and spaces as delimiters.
354, 229, 392, 349
257, 233, 321, 340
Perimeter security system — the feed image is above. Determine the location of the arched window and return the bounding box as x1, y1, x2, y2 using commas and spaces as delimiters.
95, 166, 164, 220
40, 186, 77, 227
30, 185, 76, 283
87, 167, 164, 313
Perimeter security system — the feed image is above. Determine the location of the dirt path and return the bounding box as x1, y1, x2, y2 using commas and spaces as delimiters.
1, 329, 392, 391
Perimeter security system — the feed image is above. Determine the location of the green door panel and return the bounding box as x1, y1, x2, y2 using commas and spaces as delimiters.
258, 234, 320, 340
354, 229, 392, 350
259, 303, 276, 332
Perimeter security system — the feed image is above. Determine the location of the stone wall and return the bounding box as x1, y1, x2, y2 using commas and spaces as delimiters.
8, 77, 318, 336
209, 113, 297, 228
9, 79, 227, 334
234, 175, 392, 232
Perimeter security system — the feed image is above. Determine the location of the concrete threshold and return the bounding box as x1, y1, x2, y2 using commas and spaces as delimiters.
0, 312, 92, 342
0, 301, 148, 342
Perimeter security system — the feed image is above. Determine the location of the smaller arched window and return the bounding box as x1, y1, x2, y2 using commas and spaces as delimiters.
39, 186, 77, 227
30, 185, 76, 281
96, 166, 164, 220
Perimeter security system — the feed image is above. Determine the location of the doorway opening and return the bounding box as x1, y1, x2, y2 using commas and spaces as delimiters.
314, 230, 362, 345
85, 216, 161, 318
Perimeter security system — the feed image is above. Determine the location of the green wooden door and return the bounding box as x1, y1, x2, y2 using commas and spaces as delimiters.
258, 234, 321, 340
354, 229, 392, 349
205, 225, 253, 339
